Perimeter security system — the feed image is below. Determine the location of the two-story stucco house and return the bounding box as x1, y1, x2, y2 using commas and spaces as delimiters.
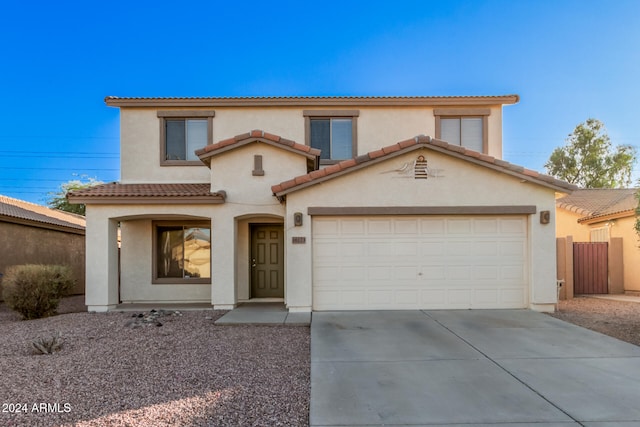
69, 95, 576, 313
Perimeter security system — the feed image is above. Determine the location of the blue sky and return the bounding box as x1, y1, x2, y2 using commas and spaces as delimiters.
1, 0, 639, 204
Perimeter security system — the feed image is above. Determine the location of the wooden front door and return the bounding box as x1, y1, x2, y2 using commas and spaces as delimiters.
251, 224, 284, 298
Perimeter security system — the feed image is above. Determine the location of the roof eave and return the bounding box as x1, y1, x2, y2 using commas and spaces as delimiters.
578, 209, 636, 224
0, 214, 85, 235
67, 195, 226, 205
105, 95, 520, 108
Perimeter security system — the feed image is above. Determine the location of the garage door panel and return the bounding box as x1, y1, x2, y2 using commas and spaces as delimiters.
368, 266, 391, 280
475, 266, 499, 280
500, 241, 525, 256
394, 241, 419, 256
447, 241, 472, 256
368, 219, 393, 234
395, 219, 419, 234
501, 265, 526, 281
312, 216, 528, 310
500, 218, 526, 233
420, 219, 446, 233
446, 219, 473, 234
421, 266, 445, 279
502, 288, 526, 304
313, 219, 339, 236
446, 266, 472, 280
474, 219, 499, 233
421, 241, 445, 256
340, 219, 365, 234
473, 241, 498, 256
475, 289, 499, 304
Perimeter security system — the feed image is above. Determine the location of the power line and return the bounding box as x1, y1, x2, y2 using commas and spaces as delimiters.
0, 151, 118, 155
0, 167, 119, 171
0, 136, 118, 140
0, 186, 56, 190
0, 178, 95, 182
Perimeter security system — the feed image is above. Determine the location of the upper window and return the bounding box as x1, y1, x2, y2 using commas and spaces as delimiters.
166, 119, 207, 161
440, 117, 483, 152
304, 110, 359, 164
434, 108, 490, 154
154, 222, 211, 284
158, 111, 215, 165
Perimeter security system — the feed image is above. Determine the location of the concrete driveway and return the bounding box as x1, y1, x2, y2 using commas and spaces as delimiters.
310, 310, 640, 426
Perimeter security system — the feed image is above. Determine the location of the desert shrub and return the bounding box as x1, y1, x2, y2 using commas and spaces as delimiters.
32, 333, 63, 354
1, 265, 74, 320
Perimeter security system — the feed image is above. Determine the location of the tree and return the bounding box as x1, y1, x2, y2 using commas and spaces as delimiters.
545, 118, 636, 188
635, 183, 640, 240
47, 177, 103, 215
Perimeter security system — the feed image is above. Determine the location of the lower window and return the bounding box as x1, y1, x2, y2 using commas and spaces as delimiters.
154, 222, 211, 284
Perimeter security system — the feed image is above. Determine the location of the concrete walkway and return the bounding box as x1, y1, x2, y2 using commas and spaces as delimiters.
311, 310, 640, 426
214, 302, 310, 325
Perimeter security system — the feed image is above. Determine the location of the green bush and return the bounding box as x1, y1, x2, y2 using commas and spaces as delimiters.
1, 265, 74, 320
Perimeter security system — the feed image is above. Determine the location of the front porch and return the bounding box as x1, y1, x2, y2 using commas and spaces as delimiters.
112, 301, 310, 326
214, 302, 311, 326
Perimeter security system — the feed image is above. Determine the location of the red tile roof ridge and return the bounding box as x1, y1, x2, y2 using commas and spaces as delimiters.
272, 135, 577, 195
195, 130, 320, 160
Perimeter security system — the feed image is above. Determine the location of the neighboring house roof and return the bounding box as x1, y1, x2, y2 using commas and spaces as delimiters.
196, 129, 320, 167
105, 95, 520, 107
0, 195, 85, 234
272, 135, 577, 197
556, 188, 639, 223
68, 183, 226, 205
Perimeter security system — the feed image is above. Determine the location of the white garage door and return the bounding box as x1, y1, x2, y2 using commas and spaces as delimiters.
312, 216, 528, 310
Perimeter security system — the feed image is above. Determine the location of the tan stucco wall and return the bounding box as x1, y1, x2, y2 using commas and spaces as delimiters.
606, 216, 640, 293
86, 205, 219, 308
119, 219, 211, 303
0, 222, 85, 299
209, 142, 309, 200
85, 142, 311, 310
283, 148, 558, 311
120, 109, 211, 184
119, 105, 505, 183
556, 209, 590, 242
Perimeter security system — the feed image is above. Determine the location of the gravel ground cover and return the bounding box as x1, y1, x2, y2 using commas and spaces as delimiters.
0, 296, 310, 427
548, 296, 640, 347
2, 295, 637, 427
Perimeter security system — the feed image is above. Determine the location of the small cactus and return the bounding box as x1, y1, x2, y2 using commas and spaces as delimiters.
31, 333, 63, 355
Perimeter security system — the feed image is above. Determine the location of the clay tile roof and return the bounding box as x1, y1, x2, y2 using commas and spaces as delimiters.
0, 195, 85, 232
556, 188, 638, 221
195, 130, 320, 165
272, 135, 578, 196
68, 183, 226, 205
